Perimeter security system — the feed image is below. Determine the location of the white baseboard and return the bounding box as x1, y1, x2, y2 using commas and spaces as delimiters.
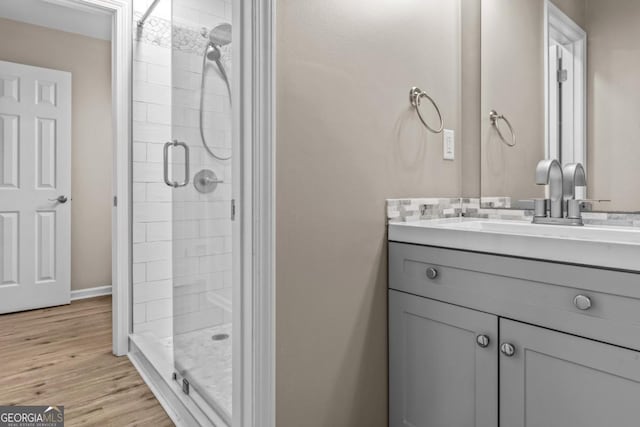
70, 285, 112, 301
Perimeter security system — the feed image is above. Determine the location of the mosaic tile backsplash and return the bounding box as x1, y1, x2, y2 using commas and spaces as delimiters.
134, 12, 232, 59
387, 198, 462, 223
387, 198, 640, 227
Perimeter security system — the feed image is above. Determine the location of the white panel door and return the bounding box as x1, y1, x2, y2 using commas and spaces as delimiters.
0, 60, 71, 313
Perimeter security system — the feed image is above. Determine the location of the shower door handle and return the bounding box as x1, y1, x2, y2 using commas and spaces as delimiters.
163, 140, 190, 188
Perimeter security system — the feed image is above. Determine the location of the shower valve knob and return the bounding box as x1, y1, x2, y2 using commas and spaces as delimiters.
194, 170, 223, 194
202, 176, 224, 185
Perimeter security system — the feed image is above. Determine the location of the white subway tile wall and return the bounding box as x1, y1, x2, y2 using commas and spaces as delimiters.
132, 0, 233, 340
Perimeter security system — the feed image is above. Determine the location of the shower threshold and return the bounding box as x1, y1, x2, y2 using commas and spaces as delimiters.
129, 324, 232, 426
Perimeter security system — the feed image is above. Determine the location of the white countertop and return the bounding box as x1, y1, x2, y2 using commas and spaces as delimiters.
388, 218, 640, 272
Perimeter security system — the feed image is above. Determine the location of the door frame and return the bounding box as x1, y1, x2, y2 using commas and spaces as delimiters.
45, 0, 132, 357
544, 0, 587, 170
233, 0, 276, 425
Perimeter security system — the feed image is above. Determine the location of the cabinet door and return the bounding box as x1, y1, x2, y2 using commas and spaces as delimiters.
389, 290, 498, 427
500, 319, 640, 427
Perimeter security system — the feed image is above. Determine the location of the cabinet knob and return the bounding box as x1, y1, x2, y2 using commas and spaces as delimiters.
476, 335, 490, 348
500, 343, 516, 357
426, 267, 438, 280
573, 294, 592, 310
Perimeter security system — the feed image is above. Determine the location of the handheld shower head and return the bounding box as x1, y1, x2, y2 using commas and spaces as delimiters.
204, 23, 232, 61
208, 23, 232, 47
199, 22, 233, 161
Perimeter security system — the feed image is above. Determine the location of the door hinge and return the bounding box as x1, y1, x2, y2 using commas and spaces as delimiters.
113, 196, 118, 207
557, 69, 568, 83
231, 199, 236, 221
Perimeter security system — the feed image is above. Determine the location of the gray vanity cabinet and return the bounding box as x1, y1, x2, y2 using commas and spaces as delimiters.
388, 290, 498, 427
389, 242, 640, 427
500, 318, 640, 427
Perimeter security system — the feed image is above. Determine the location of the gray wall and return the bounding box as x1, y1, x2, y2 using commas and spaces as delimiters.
462, 0, 482, 197
482, 0, 545, 202
276, 0, 463, 425
586, 0, 640, 211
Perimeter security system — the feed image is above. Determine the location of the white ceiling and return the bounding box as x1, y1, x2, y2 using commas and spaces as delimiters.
0, 0, 112, 41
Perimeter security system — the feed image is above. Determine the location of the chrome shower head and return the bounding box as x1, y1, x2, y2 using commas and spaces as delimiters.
208, 23, 232, 47
203, 23, 231, 61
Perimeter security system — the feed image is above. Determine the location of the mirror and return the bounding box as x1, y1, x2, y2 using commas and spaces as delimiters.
480, 0, 640, 212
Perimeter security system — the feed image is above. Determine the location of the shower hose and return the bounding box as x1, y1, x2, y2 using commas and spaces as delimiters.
199, 49, 232, 161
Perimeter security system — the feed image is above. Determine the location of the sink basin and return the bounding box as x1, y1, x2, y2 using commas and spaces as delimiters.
388, 218, 640, 271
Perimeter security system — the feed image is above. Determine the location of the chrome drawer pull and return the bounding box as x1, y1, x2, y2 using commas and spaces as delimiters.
500, 343, 516, 357
426, 267, 438, 280
476, 335, 490, 348
573, 295, 592, 311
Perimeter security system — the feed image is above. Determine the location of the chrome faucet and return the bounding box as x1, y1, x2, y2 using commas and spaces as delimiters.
535, 159, 564, 218
533, 159, 585, 226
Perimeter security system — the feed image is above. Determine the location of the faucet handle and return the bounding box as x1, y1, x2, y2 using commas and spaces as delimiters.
567, 199, 582, 220
578, 199, 611, 204
534, 199, 548, 218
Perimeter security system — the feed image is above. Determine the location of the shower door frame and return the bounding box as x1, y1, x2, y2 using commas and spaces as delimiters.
35, 0, 276, 424
233, 0, 276, 426
45, 0, 132, 357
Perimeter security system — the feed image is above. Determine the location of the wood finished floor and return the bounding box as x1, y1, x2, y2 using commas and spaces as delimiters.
0, 296, 174, 426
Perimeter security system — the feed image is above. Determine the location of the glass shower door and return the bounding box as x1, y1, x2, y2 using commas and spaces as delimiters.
168, 0, 234, 423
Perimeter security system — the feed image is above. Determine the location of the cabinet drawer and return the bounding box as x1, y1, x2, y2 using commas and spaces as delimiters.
389, 242, 640, 351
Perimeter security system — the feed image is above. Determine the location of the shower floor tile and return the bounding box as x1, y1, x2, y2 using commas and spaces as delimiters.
168, 323, 233, 419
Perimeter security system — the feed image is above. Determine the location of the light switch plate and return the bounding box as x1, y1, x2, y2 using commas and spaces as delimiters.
443, 129, 455, 160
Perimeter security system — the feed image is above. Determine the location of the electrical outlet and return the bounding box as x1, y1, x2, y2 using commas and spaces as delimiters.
443, 129, 455, 160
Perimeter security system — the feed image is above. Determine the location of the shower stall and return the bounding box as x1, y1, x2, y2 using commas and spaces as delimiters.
130, 0, 237, 424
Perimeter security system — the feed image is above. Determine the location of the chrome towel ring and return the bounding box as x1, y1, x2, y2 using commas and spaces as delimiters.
489, 110, 516, 147
410, 87, 444, 134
